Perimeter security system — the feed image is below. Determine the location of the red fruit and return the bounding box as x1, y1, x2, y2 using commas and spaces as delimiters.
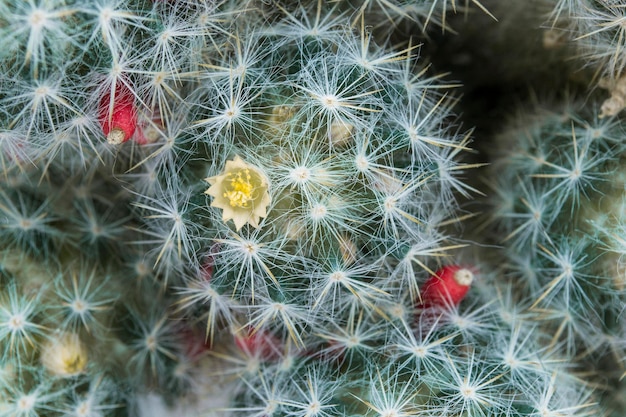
234, 328, 282, 361
98, 80, 137, 145
181, 327, 212, 360
199, 243, 221, 282
199, 260, 214, 283
419, 265, 474, 309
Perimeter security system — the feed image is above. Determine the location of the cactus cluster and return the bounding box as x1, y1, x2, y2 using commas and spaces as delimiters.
0, 0, 625, 416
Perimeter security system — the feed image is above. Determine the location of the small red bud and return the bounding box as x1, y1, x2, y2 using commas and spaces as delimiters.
419, 265, 474, 309
199, 243, 221, 282
199, 261, 214, 283
234, 328, 282, 361
99, 81, 137, 145
181, 327, 212, 360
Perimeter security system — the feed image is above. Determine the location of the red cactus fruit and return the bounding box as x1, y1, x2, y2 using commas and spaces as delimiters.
98, 80, 137, 145
234, 327, 282, 361
419, 265, 474, 309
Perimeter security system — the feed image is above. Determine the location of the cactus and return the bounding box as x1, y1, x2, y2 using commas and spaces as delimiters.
544, 0, 626, 117
548, 0, 626, 79
0, 0, 624, 416
485, 99, 626, 416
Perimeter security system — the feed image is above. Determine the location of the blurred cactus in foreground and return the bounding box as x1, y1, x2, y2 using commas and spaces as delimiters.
0, 0, 625, 416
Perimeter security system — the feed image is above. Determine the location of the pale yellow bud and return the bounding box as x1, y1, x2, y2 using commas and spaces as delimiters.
328, 122, 354, 146
41, 333, 88, 377
599, 74, 626, 118
338, 234, 358, 266
269, 105, 296, 126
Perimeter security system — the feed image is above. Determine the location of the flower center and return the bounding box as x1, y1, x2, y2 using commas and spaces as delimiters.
224, 169, 255, 208
63, 353, 86, 374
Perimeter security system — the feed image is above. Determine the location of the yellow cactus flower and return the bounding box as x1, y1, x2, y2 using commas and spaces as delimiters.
205, 156, 271, 231
40, 332, 88, 377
